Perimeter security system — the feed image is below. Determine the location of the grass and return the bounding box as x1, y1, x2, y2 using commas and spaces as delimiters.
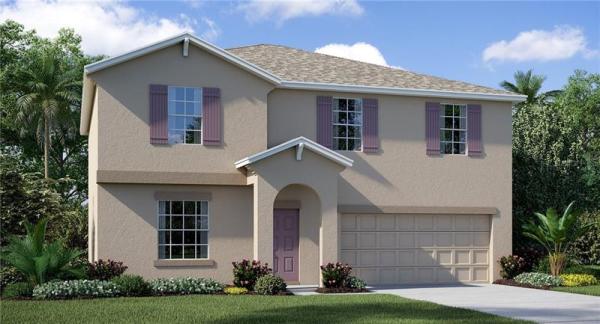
552, 285, 600, 297
0, 294, 529, 324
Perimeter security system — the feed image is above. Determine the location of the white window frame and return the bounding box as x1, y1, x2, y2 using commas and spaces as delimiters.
157, 200, 209, 260
167, 86, 203, 145
332, 97, 363, 151
440, 103, 468, 155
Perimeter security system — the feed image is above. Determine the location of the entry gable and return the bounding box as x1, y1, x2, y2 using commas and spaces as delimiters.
234, 136, 353, 168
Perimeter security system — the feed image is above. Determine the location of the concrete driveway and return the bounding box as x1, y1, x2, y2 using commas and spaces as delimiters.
372, 284, 600, 323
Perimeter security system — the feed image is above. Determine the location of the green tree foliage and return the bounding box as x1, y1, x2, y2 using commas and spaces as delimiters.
513, 70, 600, 264
2, 219, 85, 285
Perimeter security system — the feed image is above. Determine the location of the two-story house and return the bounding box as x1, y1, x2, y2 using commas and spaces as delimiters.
80, 33, 525, 286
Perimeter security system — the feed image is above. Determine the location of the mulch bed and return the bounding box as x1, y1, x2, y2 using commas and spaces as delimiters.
493, 279, 550, 290
315, 287, 369, 294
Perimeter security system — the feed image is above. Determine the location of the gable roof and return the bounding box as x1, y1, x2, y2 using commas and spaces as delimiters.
228, 44, 515, 97
80, 33, 525, 135
234, 136, 354, 168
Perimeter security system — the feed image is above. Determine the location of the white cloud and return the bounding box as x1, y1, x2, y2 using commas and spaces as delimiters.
200, 17, 221, 43
239, 0, 364, 23
315, 42, 403, 69
483, 25, 598, 63
0, 0, 206, 56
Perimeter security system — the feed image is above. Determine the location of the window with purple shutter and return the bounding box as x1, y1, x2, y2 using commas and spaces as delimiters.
316, 96, 333, 149
150, 84, 168, 144
425, 102, 440, 155
202, 87, 222, 146
362, 98, 379, 152
467, 104, 482, 156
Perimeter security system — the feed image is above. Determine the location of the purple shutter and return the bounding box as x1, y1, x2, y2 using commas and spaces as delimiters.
316, 96, 333, 149
426, 102, 440, 155
202, 87, 221, 146
149, 84, 168, 144
362, 98, 379, 152
467, 104, 482, 156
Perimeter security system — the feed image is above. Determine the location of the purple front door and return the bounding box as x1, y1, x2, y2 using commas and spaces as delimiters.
273, 208, 299, 282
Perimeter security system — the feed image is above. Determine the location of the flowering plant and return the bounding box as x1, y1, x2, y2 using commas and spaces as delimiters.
498, 255, 528, 279
320, 262, 352, 288
232, 259, 272, 289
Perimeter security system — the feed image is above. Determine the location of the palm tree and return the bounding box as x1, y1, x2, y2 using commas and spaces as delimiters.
522, 202, 594, 276
2, 218, 84, 285
16, 49, 80, 178
500, 69, 561, 104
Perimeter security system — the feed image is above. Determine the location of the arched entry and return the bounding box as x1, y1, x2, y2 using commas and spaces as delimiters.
273, 184, 321, 284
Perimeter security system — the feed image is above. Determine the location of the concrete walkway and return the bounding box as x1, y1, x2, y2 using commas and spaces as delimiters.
372, 284, 600, 323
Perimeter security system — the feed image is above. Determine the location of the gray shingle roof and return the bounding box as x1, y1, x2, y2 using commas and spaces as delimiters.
227, 44, 514, 96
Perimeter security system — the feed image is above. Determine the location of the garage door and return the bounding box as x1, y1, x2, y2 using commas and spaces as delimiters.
340, 213, 490, 285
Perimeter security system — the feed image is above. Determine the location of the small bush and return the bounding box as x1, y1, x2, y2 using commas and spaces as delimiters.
111, 274, 150, 296
560, 274, 598, 287
0, 266, 25, 291
150, 277, 224, 295
345, 276, 367, 289
562, 265, 600, 280
33, 280, 120, 299
254, 274, 287, 295
232, 259, 271, 290
87, 259, 128, 280
320, 262, 352, 288
514, 272, 562, 288
513, 246, 546, 272
224, 286, 248, 295
1, 282, 33, 299
498, 255, 528, 279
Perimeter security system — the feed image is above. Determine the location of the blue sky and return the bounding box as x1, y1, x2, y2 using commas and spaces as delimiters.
2, 1, 598, 91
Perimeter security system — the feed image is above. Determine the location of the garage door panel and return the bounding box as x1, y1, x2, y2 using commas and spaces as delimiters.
341, 213, 490, 285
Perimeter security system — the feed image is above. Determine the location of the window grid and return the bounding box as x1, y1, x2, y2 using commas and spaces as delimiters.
157, 200, 209, 260
168, 87, 202, 144
440, 104, 467, 155
332, 98, 363, 151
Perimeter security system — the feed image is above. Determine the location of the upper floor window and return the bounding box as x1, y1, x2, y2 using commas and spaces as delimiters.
440, 104, 467, 154
168, 87, 202, 144
333, 98, 362, 151
158, 200, 209, 260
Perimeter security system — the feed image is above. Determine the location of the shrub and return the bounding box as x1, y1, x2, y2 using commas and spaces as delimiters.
563, 265, 600, 279
232, 259, 271, 290
254, 274, 287, 295
33, 280, 120, 299
111, 274, 150, 296
560, 274, 598, 287
345, 276, 367, 289
513, 246, 545, 272
498, 255, 528, 279
0, 265, 25, 291
150, 277, 224, 295
570, 211, 600, 265
514, 272, 562, 288
320, 262, 352, 288
87, 259, 128, 280
224, 286, 248, 295
1, 282, 33, 299
2, 219, 85, 285
533, 256, 575, 274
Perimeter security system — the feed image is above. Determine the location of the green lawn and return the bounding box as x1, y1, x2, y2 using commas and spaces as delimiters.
552, 285, 600, 297
0, 294, 529, 324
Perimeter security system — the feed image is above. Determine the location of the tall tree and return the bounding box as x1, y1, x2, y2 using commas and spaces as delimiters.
15, 49, 80, 178
500, 69, 560, 104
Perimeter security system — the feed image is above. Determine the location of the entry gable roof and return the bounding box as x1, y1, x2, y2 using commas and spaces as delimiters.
234, 137, 354, 168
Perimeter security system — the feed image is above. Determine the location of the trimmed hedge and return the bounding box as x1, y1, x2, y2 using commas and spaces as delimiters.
224, 286, 248, 295
111, 274, 150, 296
560, 274, 598, 287
254, 275, 286, 295
33, 280, 120, 299
150, 277, 223, 295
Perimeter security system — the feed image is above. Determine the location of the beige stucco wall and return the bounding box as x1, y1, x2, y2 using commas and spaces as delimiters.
274, 184, 321, 284
94, 184, 253, 282
268, 89, 513, 280
88, 89, 99, 261
88, 44, 274, 174
249, 149, 345, 285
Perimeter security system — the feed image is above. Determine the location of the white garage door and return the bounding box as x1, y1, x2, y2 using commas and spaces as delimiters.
340, 213, 490, 285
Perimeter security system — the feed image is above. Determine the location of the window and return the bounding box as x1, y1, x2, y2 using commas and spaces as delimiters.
158, 200, 209, 259
333, 98, 362, 151
440, 104, 467, 154
168, 87, 202, 144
